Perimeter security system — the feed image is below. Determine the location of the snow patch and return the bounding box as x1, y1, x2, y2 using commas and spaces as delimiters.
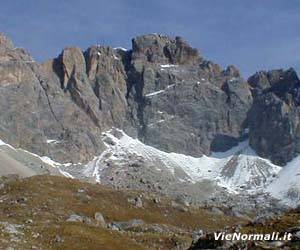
229, 77, 238, 82
0, 139, 7, 146
83, 129, 281, 195
0, 139, 14, 149
145, 89, 165, 97
46, 139, 60, 144
114, 47, 127, 51
160, 64, 178, 68
145, 84, 175, 97
0, 138, 74, 179
59, 169, 75, 179
266, 155, 300, 207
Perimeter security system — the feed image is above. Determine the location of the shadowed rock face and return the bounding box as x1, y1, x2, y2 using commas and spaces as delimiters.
248, 68, 300, 165
126, 34, 252, 156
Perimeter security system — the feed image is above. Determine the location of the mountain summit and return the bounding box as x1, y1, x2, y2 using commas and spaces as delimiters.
0, 33, 299, 208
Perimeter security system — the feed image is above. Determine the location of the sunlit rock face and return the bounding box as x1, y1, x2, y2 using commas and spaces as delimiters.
0, 33, 128, 163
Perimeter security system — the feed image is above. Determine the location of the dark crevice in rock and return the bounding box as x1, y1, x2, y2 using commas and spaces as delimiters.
39, 80, 65, 131
127, 67, 147, 139
83, 49, 102, 103
210, 134, 239, 152
66, 76, 101, 129
221, 82, 231, 104
51, 56, 65, 90
122, 51, 133, 99
29, 64, 65, 131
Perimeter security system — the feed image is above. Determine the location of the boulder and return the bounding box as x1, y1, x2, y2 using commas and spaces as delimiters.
134, 197, 143, 208
109, 219, 144, 231
66, 214, 93, 225
66, 214, 84, 223
94, 212, 106, 227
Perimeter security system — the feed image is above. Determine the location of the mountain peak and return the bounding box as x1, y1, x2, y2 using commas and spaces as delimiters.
131, 34, 202, 65
0, 33, 13, 49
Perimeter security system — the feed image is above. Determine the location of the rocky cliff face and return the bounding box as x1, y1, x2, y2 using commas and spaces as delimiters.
0, 32, 299, 167
125, 34, 252, 156
0, 33, 127, 163
248, 68, 300, 165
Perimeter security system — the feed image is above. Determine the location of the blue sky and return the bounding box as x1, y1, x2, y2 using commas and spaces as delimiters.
0, 0, 299, 77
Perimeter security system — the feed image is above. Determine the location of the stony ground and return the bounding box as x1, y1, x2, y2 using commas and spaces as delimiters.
0, 175, 246, 250
0, 175, 299, 249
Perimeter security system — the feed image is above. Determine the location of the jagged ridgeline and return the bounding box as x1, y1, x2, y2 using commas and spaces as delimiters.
0, 32, 300, 167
